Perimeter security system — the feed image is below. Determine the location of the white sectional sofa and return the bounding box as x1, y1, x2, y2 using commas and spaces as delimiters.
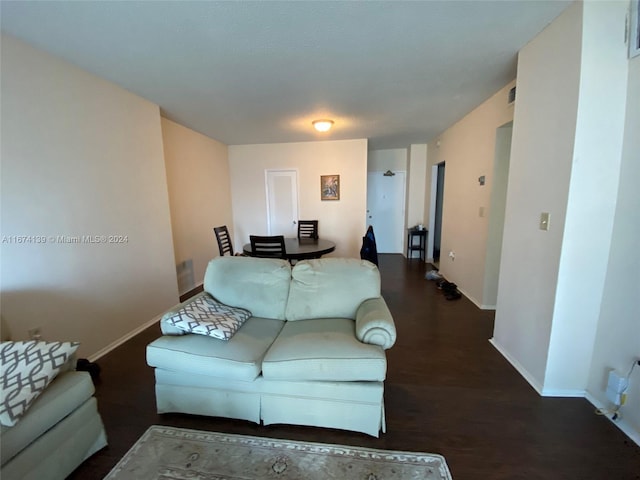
146, 256, 396, 437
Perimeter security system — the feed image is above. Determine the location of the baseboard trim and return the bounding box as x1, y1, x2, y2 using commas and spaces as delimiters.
180, 283, 204, 302
88, 313, 163, 363
585, 392, 640, 447
489, 338, 543, 394
457, 287, 495, 310
541, 388, 585, 397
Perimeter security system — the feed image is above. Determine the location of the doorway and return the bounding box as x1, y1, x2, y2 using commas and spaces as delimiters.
482, 122, 513, 307
265, 170, 299, 236
366, 171, 406, 253
432, 162, 446, 264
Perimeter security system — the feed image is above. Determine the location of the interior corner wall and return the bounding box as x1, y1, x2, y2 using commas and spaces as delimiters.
0, 34, 179, 358
407, 144, 427, 229
482, 123, 512, 308
161, 118, 232, 293
586, 55, 640, 437
228, 139, 368, 258
544, 0, 629, 394
426, 81, 515, 306
492, 2, 583, 390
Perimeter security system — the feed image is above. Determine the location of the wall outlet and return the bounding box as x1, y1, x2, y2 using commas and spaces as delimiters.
448, 251, 455, 261
28, 327, 42, 340
606, 369, 627, 405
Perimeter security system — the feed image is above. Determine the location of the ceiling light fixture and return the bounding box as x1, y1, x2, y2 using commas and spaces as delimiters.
312, 119, 334, 132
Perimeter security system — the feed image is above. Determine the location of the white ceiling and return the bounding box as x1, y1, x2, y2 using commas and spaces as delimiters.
0, 1, 570, 150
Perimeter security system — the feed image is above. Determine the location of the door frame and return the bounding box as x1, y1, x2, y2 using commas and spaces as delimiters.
427, 162, 445, 262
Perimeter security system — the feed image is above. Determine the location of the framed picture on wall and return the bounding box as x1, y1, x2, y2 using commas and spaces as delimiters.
320, 175, 340, 201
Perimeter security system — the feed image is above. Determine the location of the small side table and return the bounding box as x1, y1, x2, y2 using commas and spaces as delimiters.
407, 228, 427, 261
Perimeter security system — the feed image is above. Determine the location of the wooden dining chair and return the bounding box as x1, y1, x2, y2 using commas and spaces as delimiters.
249, 235, 287, 259
297, 220, 318, 239
213, 225, 235, 256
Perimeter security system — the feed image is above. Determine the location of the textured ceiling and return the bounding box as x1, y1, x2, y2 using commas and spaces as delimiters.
0, 1, 570, 150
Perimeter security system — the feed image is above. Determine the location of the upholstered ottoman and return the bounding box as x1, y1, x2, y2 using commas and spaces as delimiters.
1, 370, 107, 479
1, 341, 108, 480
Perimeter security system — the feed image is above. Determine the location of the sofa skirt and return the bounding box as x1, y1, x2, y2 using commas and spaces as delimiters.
154, 368, 386, 437
1, 397, 107, 480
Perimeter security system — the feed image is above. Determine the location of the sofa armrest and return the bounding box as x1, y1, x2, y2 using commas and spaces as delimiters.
355, 297, 396, 350
159, 291, 211, 335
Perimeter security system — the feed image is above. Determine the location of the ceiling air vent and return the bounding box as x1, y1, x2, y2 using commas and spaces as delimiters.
508, 86, 516, 105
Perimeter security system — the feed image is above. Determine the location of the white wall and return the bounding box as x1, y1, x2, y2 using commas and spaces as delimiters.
427, 81, 515, 305
493, 3, 582, 391
367, 148, 407, 173
492, 1, 637, 428
491, 3, 582, 388
229, 139, 368, 258
0, 35, 178, 358
544, 0, 629, 394
161, 118, 232, 293
407, 144, 427, 229
586, 54, 640, 437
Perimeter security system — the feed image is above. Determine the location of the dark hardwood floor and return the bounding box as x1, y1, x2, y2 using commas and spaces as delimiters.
70, 254, 640, 479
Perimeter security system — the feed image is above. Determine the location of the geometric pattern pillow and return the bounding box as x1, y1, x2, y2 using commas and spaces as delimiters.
0, 341, 79, 427
165, 294, 252, 341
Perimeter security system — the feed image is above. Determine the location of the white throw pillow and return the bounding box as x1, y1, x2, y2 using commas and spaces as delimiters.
0, 341, 79, 427
165, 294, 251, 341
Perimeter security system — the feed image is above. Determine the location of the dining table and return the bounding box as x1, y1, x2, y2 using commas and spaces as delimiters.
242, 237, 335, 261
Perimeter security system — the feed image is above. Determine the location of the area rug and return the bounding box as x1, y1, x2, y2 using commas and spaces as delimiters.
104, 425, 452, 479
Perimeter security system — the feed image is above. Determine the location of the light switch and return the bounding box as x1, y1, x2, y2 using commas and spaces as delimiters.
539, 212, 550, 231
479, 206, 485, 217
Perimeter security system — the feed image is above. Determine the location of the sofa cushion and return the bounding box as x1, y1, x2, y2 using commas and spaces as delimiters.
164, 294, 251, 340
147, 317, 285, 381
285, 258, 381, 321
262, 318, 387, 381
0, 370, 94, 465
204, 257, 291, 320
0, 341, 80, 427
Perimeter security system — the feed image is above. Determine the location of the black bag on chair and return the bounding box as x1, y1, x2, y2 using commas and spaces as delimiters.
360, 226, 379, 266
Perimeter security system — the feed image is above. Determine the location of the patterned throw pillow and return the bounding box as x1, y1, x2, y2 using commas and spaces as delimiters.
0, 341, 79, 427
165, 295, 252, 341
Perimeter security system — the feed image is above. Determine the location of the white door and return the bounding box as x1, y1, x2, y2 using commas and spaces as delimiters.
366, 171, 406, 253
266, 170, 299, 236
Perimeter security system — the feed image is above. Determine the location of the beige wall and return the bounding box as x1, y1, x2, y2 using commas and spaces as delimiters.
587, 53, 640, 438
492, 1, 635, 437
492, 2, 582, 389
427, 80, 515, 305
161, 118, 232, 293
0, 35, 179, 358
229, 139, 368, 258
